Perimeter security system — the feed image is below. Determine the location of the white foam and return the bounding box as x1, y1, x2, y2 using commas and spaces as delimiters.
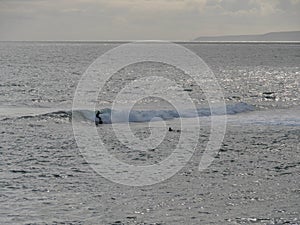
72, 102, 254, 124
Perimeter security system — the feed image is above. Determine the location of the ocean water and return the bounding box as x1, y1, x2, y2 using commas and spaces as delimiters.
0, 42, 299, 224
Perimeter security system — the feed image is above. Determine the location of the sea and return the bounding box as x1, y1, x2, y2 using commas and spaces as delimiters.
0, 42, 299, 225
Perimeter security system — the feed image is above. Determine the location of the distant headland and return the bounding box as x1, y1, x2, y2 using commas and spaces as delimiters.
194, 31, 300, 42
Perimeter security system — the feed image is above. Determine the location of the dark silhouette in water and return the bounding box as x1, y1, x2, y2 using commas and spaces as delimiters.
95, 111, 103, 125
168, 127, 181, 133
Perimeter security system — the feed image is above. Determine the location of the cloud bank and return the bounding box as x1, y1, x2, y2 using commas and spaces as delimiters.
0, 0, 299, 40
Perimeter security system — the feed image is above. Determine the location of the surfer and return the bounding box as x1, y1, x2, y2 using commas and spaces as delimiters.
95, 110, 103, 125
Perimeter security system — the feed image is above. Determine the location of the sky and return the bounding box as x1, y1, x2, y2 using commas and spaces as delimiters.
0, 0, 299, 41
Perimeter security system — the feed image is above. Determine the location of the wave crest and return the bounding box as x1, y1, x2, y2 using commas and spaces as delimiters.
6, 102, 254, 123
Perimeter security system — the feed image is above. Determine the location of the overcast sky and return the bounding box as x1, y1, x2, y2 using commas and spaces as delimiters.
0, 0, 299, 41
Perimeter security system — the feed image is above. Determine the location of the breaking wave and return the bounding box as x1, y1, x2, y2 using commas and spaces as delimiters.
6, 102, 254, 124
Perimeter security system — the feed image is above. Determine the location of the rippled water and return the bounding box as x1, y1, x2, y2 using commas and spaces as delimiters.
0, 42, 299, 224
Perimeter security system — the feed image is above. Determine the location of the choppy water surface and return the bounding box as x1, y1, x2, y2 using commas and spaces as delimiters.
0, 42, 299, 224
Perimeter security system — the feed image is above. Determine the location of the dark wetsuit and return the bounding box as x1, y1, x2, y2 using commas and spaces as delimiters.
95, 111, 103, 125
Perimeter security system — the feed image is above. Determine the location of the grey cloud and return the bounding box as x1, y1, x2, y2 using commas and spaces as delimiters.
0, 0, 299, 40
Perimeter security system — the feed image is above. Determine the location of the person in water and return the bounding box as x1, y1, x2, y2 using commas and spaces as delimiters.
95, 110, 103, 125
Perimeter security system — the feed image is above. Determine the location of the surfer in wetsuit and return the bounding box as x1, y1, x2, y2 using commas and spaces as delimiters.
95, 110, 103, 125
